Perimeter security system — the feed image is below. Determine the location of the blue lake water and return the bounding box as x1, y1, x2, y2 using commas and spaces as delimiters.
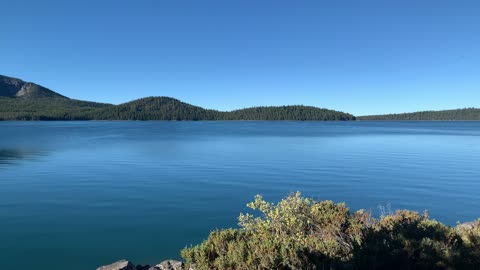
0, 121, 479, 270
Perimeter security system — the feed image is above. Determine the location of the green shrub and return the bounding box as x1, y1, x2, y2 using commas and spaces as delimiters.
181, 192, 480, 270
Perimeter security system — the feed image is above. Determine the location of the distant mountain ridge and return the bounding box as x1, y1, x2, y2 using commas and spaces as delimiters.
358, 108, 480, 121
0, 75, 66, 99
0, 74, 478, 121
0, 75, 354, 121
92, 97, 215, 120
88, 97, 355, 121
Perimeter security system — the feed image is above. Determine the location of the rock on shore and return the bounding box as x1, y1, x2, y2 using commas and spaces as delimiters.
149, 260, 183, 270
96, 260, 135, 270
97, 260, 185, 270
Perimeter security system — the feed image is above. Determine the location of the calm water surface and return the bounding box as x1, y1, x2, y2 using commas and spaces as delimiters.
0, 121, 479, 270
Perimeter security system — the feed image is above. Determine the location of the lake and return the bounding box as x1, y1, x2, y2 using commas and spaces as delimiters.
1, 121, 479, 270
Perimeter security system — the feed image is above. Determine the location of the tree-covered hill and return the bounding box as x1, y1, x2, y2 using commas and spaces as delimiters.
358, 108, 480, 121
90, 97, 216, 120
0, 74, 356, 121
224, 106, 355, 120
0, 95, 355, 121
88, 97, 355, 121
0, 97, 112, 120
0, 75, 356, 121
3, 74, 478, 121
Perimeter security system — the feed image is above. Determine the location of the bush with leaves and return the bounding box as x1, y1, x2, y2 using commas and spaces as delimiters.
181, 192, 480, 270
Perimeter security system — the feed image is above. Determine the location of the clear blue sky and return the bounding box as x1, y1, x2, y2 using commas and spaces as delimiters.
1, 0, 479, 115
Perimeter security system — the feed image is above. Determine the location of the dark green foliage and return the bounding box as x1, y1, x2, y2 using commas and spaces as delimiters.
89, 97, 216, 120
352, 211, 474, 270
358, 108, 480, 121
223, 106, 354, 121
0, 96, 355, 121
181, 193, 480, 270
0, 74, 355, 121
0, 97, 112, 120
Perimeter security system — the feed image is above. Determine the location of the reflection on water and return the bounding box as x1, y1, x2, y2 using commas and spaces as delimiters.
0, 121, 479, 270
0, 148, 47, 166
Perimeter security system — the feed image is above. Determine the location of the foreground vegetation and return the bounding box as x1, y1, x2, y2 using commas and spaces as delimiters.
181, 193, 480, 270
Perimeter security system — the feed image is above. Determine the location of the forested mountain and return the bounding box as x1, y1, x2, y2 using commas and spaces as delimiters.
2, 74, 478, 121
0, 95, 354, 121
90, 97, 216, 120
0, 75, 112, 120
88, 97, 355, 121
358, 108, 480, 121
0, 97, 112, 120
0, 75, 355, 121
224, 106, 354, 120
0, 75, 66, 98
